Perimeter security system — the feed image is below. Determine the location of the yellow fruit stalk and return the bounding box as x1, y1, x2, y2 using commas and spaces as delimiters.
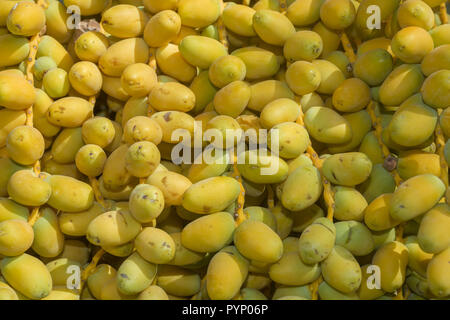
295, 101, 335, 300
25, 0, 48, 227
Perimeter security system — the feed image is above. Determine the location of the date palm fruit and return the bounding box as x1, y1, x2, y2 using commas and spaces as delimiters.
101, 5, 149, 39
143, 10, 181, 48
7, 2, 46, 37
253, 9, 295, 46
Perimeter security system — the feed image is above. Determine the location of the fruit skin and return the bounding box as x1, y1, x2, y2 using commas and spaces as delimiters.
149, 82, 195, 113
180, 35, 227, 69
63, 0, 109, 16
32, 207, 64, 258
137, 285, 169, 300
359, 164, 396, 204
320, 0, 356, 30
390, 174, 445, 222
284, 31, 323, 63
135, 227, 175, 264
123, 116, 162, 146
206, 246, 249, 300
354, 49, 393, 86
213, 80, 250, 118
74, 31, 109, 63
144, 10, 181, 48
143, 0, 178, 13
42, 68, 70, 99
335, 221, 374, 256
379, 64, 424, 107
33, 89, 60, 138
0, 219, 34, 257
388, 94, 437, 147
372, 241, 408, 293
298, 217, 336, 264
125, 141, 161, 178
321, 246, 362, 293
190, 71, 217, 114
269, 122, 309, 159
147, 171, 192, 206
51, 127, 84, 164
404, 236, 433, 278
7, 2, 46, 37
47, 175, 94, 213
285, 61, 321, 96
0, 281, 19, 300
99, 38, 149, 77
319, 281, 360, 300
0, 253, 52, 300
69, 61, 103, 97
429, 24, 450, 47
304, 107, 352, 144
6, 126, 44, 166
324, 50, 352, 78
237, 150, 289, 184
182, 177, 240, 214
7, 170, 52, 207
0, 71, 35, 110
87, 209, 141, 247
177, 0, 220, 28
421, 45, 450, 77
287, 0, 324, 27
328, 110, 372, 154
364, 193, 402, 231
312, 22, 340, 56
116, 252, 157, 296
129, 184, 164, 223
247, 80, 293, 112
59, 202, 105, 237
417, 204, 450, 254
269, 251, 321, 286
156, 265, 201, 297
332, 78, 371, 112
260, 98, 300, 129
156, 44, 196, 84
333, 186, 367, 221
0, 34, 29, 68
44, 1, 73, 44
281, 165, 322, 212
391, 26, 434, 64
151, 111, 195, 144
311, 59, 345, 95
102, 5, 148, 39
397, 151, 440, 180
0, 197, 29, 222
222, 3, 256, 37
209, 55, 246, 89
37, 35, 73, 72
234, 219, 283, 263
322, 152, 372, 187
181, 212, 235, 253
421, 70, 450, 109
232, 47, 280, 81
397, 0, 434, 30
47, 97, 93, 128
0, 109, 27, 148
427, 247, 450, 298
86, 264, 117, 299
253, 9, 295, 46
